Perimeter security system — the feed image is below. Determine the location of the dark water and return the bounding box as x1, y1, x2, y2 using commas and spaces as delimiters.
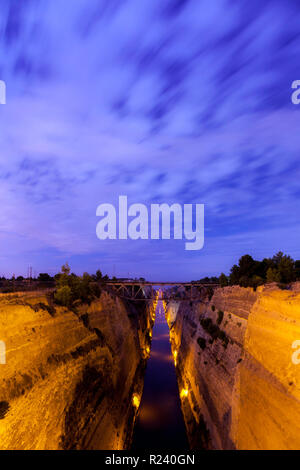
131, 301, 189, 450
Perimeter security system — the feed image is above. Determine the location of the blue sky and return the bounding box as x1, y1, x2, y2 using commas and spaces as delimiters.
0, 0, 300, 280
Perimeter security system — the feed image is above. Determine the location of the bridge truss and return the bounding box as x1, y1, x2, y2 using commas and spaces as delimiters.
105, 281, 219, 301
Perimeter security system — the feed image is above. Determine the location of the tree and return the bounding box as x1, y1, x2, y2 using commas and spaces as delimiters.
219, 273, 228, 288
272, 251, 284, 267
61, 263, 71, 275
53, 266, 102, 307
229, 264, 240, 285
250, 275, 264, 289
266, 268, 281, 283
56, 263, 71, 289
278, 254, 295, 283
229, 254, 275, 287
239, 275, 251, 288
54, 285, 72, 307
295, 261, 300, 280
38, 273, 52, 282
238, 255, 256, 278
254, 258, 270, 280
89, 282, 101, 298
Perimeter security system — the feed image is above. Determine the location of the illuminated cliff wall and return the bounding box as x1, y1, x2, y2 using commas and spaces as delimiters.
0, 290, 155, 450
166, 284, 300, 450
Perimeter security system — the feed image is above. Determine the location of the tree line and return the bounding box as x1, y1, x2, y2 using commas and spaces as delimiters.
219, 251, 300, 289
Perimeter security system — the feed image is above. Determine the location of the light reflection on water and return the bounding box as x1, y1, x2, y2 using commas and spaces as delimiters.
131, 301, 188, 450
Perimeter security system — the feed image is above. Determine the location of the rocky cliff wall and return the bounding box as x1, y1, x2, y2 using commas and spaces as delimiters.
166, 284, 300, 450
0, 290, 155, 450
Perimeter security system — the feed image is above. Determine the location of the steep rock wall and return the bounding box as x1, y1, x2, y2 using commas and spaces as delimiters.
166, 284, 300, 450
0, 290, 155, 450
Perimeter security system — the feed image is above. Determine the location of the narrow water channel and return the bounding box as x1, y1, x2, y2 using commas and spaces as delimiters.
131, 300, 189, 450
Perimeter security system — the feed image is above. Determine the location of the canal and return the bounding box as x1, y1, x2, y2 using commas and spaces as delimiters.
131, 300, 189, 450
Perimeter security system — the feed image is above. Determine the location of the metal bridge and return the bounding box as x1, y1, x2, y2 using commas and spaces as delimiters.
105, 281, 219, 301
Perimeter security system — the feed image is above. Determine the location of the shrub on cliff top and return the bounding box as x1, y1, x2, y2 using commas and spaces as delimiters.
54, 264, 102, 307
219, 273, 228, 287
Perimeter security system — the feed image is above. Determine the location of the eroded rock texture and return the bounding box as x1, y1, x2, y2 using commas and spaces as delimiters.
0, 290, 155, 450
166, 284, 300, 450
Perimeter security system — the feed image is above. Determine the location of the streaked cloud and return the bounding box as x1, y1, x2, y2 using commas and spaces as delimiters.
0, 0, 300, 278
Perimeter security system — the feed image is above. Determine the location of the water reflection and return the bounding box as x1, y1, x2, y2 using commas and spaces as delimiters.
131, 301, 188, 450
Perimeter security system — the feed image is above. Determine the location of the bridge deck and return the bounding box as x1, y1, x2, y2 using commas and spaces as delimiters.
106, 282, 219, 287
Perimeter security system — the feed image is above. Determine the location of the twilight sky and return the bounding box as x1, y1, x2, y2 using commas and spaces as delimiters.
1, 0, 300, 280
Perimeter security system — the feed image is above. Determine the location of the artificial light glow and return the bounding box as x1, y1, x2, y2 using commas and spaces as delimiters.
180, 388, 189, 399
132, 394, 140, 409
173, 350, 178, 366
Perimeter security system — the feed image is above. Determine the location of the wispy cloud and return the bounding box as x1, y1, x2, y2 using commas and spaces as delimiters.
0, 0, 300, 278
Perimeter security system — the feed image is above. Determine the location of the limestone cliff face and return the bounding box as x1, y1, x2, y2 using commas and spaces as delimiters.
166, 284, 300, 450
0, 290, 155, 450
